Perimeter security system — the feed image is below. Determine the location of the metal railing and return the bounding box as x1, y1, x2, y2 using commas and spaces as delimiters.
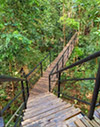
0, 39, 64, 127
0, 32, 75, 126
0, 45, 63, 127
49, 51, 100, 120
0, 76, 28, 127
49, 32, 78, 92
22, 41, 64, 87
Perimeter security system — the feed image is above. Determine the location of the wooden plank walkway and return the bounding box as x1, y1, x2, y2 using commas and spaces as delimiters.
21, 32, 100, 126
22, 93, 100, 127
22, 93, 82, 127
29, 33, 77, 97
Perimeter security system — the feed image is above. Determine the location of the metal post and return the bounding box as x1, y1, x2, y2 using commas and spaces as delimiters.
21, 81, 26, 109
67, 46, 69, 58
40, 62, 43, 77
49, 75, 51, 92
58, 72, 61, 98
26, 80, 29, 99
88, 62, 100, 120
74, 35, 76, 46
71, 41, 72, 52
21, 68, 29, 101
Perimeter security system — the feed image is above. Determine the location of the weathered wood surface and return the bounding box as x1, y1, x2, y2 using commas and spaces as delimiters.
22, 93, 100, 127
29, 33, 77, 97
21, 32, 100, 126
22, 93, 81, 127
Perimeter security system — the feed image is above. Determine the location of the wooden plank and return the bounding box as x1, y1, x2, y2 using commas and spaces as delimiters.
49, 108, 81, 123
67, 122, 77, 127
74, 119, 86, 127
22, 105, 73, 126
42, 107, 75, 125
26, 98, 63, 112
94, 116, 100, 125
23, 121, 67, 127
24, 99, 66, 116
24, 104, 71, 123
53, 123, 67, 127
26, 95, 62, 109
28, 95, 56, 106
65, 114, 83, 125
84, 116, 100, 127
81, 117, 92, 127
28, 94, 62, 105
23, 101, 67, 120
24, 104, 71, 124
94, 109, 100, 119
92, 120, 100, 127
23, 122, 41, 127
28, 92, 51, 103
44, 121, 67, 127
41, 108, 80, 127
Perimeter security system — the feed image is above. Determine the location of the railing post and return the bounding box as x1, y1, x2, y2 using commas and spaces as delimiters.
40, 62, 43, 77
26, 79, 29, 99
67, 46, 69, 58
88, 62, 100, 120
74, 34, 76, 46
49, 75, 51, 92
21, 81, 26, 109
20, 68, 29, 100
71, 41, 72, 52
58, 72, 61, 98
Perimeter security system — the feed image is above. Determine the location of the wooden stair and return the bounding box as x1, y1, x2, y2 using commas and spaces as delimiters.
21, 93, 82, 127
21, 93, 100, 127
21, 33, 100, 126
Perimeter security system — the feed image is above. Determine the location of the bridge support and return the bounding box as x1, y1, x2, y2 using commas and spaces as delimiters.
58, 72, 61, 98
88, 62, 100, 120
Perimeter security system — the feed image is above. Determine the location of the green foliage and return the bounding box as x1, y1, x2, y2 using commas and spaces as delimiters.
60, 16, 79, 30
1, 0, 100, 123
0, 0, 64, 75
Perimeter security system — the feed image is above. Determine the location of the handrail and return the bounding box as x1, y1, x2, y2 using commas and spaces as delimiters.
50, 51, 100, 75
51, 77, 96, 83
0, 75, 29, 127
0, 75, 25, 82
25, 42, 63, 78
49, 32, 77, 76
49, 32, 77, 92
22, 43, 63, 83
49, 50, 100, 120
0, 36, 65, 127
0, 31, 75, 126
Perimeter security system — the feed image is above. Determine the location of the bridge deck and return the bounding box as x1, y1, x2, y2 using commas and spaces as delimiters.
22, 93, 100, 127
29, 33, 76, 97
21, 33, 100, 127
22, 93, 82, 127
